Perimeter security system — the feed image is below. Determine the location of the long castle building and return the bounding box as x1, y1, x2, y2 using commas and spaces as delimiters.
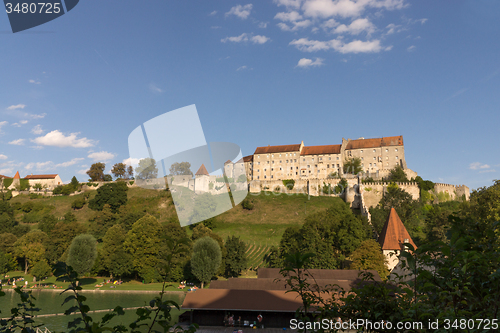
225, 135, 408, 181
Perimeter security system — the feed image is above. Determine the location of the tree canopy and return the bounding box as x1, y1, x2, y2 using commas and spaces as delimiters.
111, 163, 127, 179
350, 239, 389, 280
66, 234, 97, 276
135, 158, 158, 180
224, 236, 247, 278
191, 236, 222, 288
88, 182, 128, 213
169, 162, 193, 176
86, 162, 106, 181
343, 157, 363, 175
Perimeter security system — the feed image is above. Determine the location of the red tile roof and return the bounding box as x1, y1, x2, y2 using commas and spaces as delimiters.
224, 160, 232, 164
24, 174, 58, 180
243, 155, 253, 162
254, 144, 301, 155
346, 136, 403, 150
14, 171, 20, 179
301, 144, 341, 155
195, 164, 209, 176
0, 175, 12, 179
378, 208, 417, 251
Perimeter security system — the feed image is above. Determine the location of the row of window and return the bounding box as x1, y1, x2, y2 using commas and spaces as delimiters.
359, 148, 399, 153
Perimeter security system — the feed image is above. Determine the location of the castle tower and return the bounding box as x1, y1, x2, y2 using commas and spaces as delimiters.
194, 164, 210, 193
224, 159, 234, 179
9, 171, 21, 190
378, 208, 417, 271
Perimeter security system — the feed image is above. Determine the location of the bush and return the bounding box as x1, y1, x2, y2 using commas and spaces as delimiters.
362, 177, 375, 183
322, 182, 333, 194
129, 180, 134, 185
282, 179, 295, 190
274, 186, 281, 193
2, 178, 13, 188
71, 197, 86, 210
241, 198, 254, 210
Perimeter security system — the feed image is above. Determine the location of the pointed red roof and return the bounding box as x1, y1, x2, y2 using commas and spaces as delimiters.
14, 171, 20, 179
195, 164, 209, 176
224, 160, 233, 165
378, 208, 417, 251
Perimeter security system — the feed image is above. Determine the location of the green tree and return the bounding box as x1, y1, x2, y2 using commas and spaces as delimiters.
44, 221, 87, 265
278, 199, 370, 269
70, 176, 80, 191
33, 183, 43, 191
66, 234, 97, 276
157, 221, 191, 282
191, 236, 222, 288
0, 232, 17, 254
14, 230, 48, 274
464, 179, 500, 224
88, 182, 128, 213
350, 239, 389, 280
111, 162, 127, 179
423, 201, 460, 242
103, 174, 113, 181
385, 165, 409, 182
86, 162, 106, 181
31, 260, 52, 282
169, 162, 193, 176
127, 165, 134, 179
135, 158, 158, 180
37, 214, 58, 234
124, 215, 162, 283
343, 157, 363, 175
223, 236, 247, 278
101, 225, 133, 279
71, 197, 86, 210
88, 207, 118, 241
0, 249, 17, 278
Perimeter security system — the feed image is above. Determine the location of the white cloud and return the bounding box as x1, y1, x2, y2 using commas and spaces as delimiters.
32, 130, 96, 148
480, 169, 496, 174
0, 168, 13, 175
88, 151, 116, 162
225, 4, 253, 19
209, 10, 217, 16
469, 162, 490, 170
24, 158, 84, 172
9, 139, 25, 145
0, 121, 7, 133
290, 37, 387, 53
0, 154, 7, 160
221, 33, 270, 44
385, 23, 402, 35
302, 0, 406, 19
322, 18, 339, 29
296, 57, 324, 67
407, 45, 416, 52
12, 120, 28, 127
237, 65, 248, 71
277, 20, 312, 31
30, 146, 44, 150
333, 18, 375, 35
149, 83, 163, 93
258, 22, 268, 28
29, 79, 41, 84
6, 104, 26, 110
31, 124, 43, 135
221, 33, 249, 43
77, 168, 88, 175
275, 11, 303, 22
251, 35, 271, 44
274, 0, 302, 9
123, 157, 140, 167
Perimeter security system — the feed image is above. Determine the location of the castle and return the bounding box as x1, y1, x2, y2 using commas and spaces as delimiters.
224, 135, 412, 181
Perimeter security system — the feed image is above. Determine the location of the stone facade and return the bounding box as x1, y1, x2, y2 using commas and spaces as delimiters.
234, 135, 408, 182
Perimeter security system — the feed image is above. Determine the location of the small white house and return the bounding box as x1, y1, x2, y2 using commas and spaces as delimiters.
24, 174, 63, 190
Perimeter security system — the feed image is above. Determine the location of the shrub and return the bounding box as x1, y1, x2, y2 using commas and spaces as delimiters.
274, 186, 281, 193
282, 179, 295, 190
241, 198, 254, 210
3, 178, 13, 188
129, 180, 134, 185
362, 177, 375, 183
71, 197, 86, 210
322, 182, 333, 194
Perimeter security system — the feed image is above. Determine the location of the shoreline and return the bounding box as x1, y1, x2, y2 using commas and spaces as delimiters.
1, 288, 187, 294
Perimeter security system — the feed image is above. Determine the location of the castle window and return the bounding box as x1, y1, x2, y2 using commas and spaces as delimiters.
361, 157, 364, 161
272, 161, 274, 164
337, 157, 339, 160
271, 168, 273, 171
291, 167, 293, 170
319, 157, 322, 160
369, 163, 372, 167
296, 167, 298, 169
264, 169, 266, 171
386, 162, 389, 166
373, 149, 376, 152
286, 160, 288, 163
395, 148, 398, 152
303, 158, 305, 161
264, 175, 266, 179
257, 156, 260, 158
327, 164, 329, 168
373, 157, 376, 160
257, 176, 260, 179
271, 175, 273, 179
296, 172, 298, 175
280, 154, 282, 157
272, 154, 274, 157
315, 165, 317, 168
360, 150, 363, 153
307, 165, 310, 168
280, 161, 282, 163
294, 159, 297, 162
267, 161, 269, 164
396, 156, 399, 160
386, 157, 388, 160
258, 162, 260, 165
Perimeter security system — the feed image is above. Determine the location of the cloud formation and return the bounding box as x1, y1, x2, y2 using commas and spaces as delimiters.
25, 158, 85, 172
0, 154, 7, 160
6, 104, 26, 110
31, 125, 43, 135
290, 37, 388, 53
296, 57, 324, 67
149, 83, 163, 93
226, 4, 253, 19
9, 139, 25, 145
32, 130, 96, 148
88, 151, 116, 162
221, 33, 270, 44
469, 162, 490, 170
29, 79, 41, 84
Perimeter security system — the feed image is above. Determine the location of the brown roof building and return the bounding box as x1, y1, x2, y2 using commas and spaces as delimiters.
378, 208, 417, 271
195, 164, 209, 176
245, 136, 408, 181
182, 268, 381, 327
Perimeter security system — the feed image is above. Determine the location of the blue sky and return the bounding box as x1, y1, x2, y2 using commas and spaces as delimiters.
0, 0, 499, 190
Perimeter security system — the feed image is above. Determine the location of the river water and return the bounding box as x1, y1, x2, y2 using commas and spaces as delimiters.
0, 289, 185, 332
